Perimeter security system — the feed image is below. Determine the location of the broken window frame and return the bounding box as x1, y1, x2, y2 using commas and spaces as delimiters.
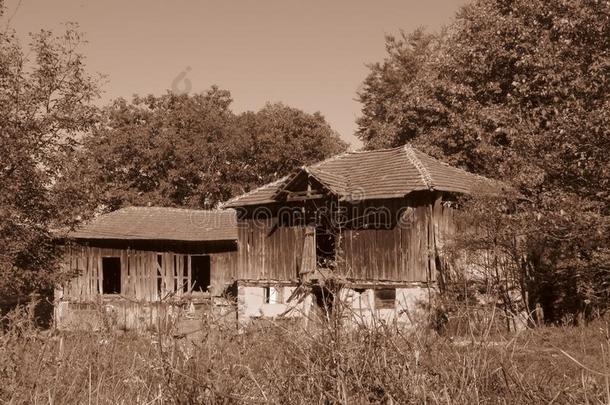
263, 286, 283, 304
155, 253, 211, 299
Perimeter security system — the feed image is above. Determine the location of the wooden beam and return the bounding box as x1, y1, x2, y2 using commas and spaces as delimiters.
286, 192, 326, 201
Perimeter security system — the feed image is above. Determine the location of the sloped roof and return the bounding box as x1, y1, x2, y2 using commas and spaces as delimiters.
68, 207, 237, 241
275, 166, 350, 199
223, 176, 291, 208
224, 144, 505, 207
306, 167, 350, 195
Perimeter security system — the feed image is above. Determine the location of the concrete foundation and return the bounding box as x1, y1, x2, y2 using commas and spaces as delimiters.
237, 285, 308, 325
337, 286, 431, 326
56, 284, 434, 331
236, 283, 434, 327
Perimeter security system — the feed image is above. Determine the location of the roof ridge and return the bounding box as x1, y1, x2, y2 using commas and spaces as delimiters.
344, 145, 404, 154
403, 144, 434, 190
222, 145, 507, 208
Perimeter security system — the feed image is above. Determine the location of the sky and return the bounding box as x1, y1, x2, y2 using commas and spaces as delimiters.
5, 0, 467, 147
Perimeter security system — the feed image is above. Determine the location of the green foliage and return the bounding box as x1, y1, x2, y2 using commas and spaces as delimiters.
0, 3, 101, 295
59, 93, 346, 218
357, 0, 610, 321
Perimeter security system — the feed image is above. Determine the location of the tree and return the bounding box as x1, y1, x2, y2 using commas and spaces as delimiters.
234, 102, 347, 188
60, 93, 347, 216
0, 4, 101, 295
357, 0, 610, 323
59, 88, 239, 214
356, 28, 444, 151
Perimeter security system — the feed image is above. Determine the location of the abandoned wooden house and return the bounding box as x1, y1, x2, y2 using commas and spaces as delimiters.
55, 145, 503, 330
223, 144, 503, 326
55, 207, 238, 330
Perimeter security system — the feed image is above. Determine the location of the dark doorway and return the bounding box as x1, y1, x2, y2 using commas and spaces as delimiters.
102, 257, 121, 294
191, 255, 211, 293
316, 227, 335, 267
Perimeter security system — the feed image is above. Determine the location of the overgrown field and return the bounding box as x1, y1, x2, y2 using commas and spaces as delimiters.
1, 307, 609, 404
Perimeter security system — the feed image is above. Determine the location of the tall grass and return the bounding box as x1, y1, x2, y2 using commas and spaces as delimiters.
1, 302, 609, 404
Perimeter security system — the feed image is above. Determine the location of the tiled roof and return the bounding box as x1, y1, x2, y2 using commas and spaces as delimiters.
222, 176, 291, 208
68, 207, 237, 241
306, 167, 350, 195
224, 145, 505, 207
275, 166, 350, 199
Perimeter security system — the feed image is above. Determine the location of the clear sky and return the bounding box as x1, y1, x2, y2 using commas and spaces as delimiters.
6, 0, 467, 147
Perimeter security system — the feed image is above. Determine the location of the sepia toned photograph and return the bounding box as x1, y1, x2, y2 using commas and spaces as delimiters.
1, 0, 609, 403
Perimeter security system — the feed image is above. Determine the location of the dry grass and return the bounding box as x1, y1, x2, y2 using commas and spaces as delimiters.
1, 304, 610, 404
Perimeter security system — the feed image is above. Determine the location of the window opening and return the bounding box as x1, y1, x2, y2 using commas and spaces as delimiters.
374, 288, 396, 309
191, 255, 211, 293
102, 257, 121, 294
264, 286, 282, 304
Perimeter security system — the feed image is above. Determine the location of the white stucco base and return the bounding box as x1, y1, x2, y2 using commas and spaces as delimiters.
339, 286, 432, 327
236, 283, 434, 328
237, 285, 309, 325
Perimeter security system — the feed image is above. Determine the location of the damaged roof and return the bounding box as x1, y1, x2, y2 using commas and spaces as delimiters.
224, 144, 506, 207
68, 207, 237, 242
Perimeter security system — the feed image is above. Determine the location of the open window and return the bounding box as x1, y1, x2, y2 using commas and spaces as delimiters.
102, 257, 121, 295
374, 288, 396, 309
264, 286, 283, 304
190, 255, 211, 293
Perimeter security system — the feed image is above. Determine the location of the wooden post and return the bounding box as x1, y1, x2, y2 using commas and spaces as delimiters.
300, 226, 316, 281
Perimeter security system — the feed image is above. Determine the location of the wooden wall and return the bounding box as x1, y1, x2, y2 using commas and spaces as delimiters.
237, 218, 305, 282
235, 192, 457, 284
339, 194, 455, 283
59, 246, 238, 302
211, 251, 238, 292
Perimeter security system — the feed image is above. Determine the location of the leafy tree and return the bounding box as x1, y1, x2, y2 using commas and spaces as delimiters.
234, 102, 347, 187
0, 3, 101, 295
357, 28, 444, 151
59, 88, 238, 214
61, 93, 347, 216
358, 0, 610, 322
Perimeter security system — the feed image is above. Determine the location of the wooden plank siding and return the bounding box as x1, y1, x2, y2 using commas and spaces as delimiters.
237, 217, 305, 282
210, 251, 238, 295
236, 192, 457, 284
61, 192, 457, 300
339, 194, 457, 283
60, 247, 238, 302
